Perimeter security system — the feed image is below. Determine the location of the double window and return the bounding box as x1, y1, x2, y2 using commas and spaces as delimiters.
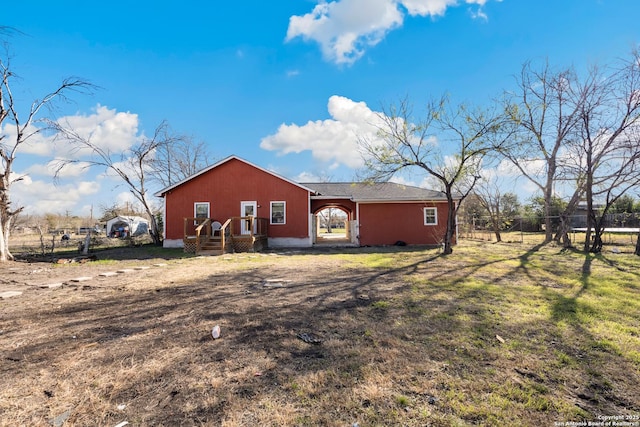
270, 201, 286, 225
423, 207, 437, 225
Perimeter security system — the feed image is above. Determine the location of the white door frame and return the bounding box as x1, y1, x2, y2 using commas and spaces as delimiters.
240, 201, 257, 235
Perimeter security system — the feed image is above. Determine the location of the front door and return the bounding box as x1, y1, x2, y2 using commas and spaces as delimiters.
240, 201, 257, 235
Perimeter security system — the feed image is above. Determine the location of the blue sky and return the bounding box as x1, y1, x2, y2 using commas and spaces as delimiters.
3, 0, 640, 217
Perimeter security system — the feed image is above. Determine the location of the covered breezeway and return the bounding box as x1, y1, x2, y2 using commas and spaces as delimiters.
311, 200, 358, 247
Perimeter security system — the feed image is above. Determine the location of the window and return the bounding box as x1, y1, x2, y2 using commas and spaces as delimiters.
270, 201, 286, 225
194, 202, 210, 220
423, 207, 437, 225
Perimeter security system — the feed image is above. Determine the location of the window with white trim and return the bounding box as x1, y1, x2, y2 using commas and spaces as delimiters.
194, 202, 210, 220
270, 201, 286, 224
423, 207, 437, 225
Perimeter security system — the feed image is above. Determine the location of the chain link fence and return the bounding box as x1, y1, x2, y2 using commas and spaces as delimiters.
459, 213, 640, 248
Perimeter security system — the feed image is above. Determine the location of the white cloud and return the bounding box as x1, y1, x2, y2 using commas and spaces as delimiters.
401, 0, 457, 16
296, 171, 325, 182
287, 0, 495, 65
0, 122, 55, 156
54, 105, 140, 158
24, 160, 92, 178
286, 0, 403, 65
3, 104, 147, 215
260, 95, 384, 168
388, 175, 419, 187
12, 177, 101, 214
1, 105, 139, 161
115, 191, 139, 207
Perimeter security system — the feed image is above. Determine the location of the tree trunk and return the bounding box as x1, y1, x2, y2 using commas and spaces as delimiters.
583, 148, 595, 252
0, 214, 13, 261
635, 232, 640, 256
554, 190, 583, 248
82, 232, 91, 255
543, 168, 555, 243
490, 217, 502, 242
555, 214, 572, 248
0, 217, 7, 262
0, 174, 13, 261
589, 218, 605, 253
442, 189, 456, 255
149, 213, 161, 245
143, 203, 162, 246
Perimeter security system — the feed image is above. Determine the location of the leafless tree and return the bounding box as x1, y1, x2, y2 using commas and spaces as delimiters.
358, 96, 506, 254
52, 120, 173, 245
0, 49, 93, 261
149, 131, 214, 188
499, 61, 584, 244
471, 177, 521, 242
575, 51, 640, 253
318, 207, 346, 233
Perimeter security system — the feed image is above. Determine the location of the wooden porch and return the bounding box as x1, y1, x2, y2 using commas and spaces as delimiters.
183, 217, 268, 255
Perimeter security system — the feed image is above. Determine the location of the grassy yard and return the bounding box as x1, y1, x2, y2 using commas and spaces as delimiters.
1, 241, 638, 425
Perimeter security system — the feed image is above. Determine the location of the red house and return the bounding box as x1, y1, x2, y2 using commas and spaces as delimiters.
155, 156, 457, 254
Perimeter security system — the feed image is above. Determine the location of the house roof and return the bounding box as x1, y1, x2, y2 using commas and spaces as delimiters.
302, 182, 451, 202
153, 154, 451, 203
154, 155, 315, 197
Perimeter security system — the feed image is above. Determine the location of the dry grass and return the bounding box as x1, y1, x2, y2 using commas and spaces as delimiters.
0, 240, 639, 426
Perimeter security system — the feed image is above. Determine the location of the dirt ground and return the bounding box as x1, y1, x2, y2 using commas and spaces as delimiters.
1, 244, 638, 426
0, 246, 413, 426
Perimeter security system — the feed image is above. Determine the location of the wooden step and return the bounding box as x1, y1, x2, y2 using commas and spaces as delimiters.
197, 237, 224, 255
201, 243, 222, 250
197, 249, 223, 255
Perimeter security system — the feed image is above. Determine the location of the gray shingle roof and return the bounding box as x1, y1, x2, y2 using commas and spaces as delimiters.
301, 182, 450, 202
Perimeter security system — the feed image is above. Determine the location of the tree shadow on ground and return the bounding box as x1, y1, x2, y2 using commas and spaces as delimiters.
1, 243, 638, 426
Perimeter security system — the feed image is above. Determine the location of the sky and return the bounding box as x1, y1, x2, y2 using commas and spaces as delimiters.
2, 0, 640, 218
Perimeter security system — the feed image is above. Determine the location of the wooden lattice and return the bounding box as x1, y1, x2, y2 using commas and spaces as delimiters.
233, 238, 254, 253
183, 241, 196, 253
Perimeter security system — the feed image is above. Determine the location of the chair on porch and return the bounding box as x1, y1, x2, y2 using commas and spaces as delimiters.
212, 221, 222, 236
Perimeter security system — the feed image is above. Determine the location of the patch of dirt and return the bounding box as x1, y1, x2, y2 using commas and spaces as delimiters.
0, 246, 399, 426
1, 243, 638, 426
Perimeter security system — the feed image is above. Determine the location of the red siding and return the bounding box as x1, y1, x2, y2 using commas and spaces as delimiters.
358, 202, 452, 246
163, 159, 310, 240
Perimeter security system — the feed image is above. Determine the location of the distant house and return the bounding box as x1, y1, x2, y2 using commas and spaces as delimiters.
155, 156, 456, 254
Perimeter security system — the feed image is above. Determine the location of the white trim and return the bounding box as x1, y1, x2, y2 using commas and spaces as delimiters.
423, 207, 438, 225
240, 201, 257, 234
163, 195, 167, 241
355, 199, 451, 204
240, 200, 257, 216
308, 192, 313, 242
356, 202, 361, 240
270, 201, 286, 225
194, 202, 210, 218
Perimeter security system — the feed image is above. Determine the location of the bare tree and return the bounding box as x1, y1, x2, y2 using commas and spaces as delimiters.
149, 131, 214, 187
575, 51, 640, 253
499, 61, 584, 243
52, 120, 173, 245
472, 176, 520, 242
98, 202, 145, 222
358, 96, 505, 254
0, 50, 93, 261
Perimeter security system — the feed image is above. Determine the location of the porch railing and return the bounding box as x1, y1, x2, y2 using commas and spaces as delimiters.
183, 216, 268, 254
194, 218, 211, 254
